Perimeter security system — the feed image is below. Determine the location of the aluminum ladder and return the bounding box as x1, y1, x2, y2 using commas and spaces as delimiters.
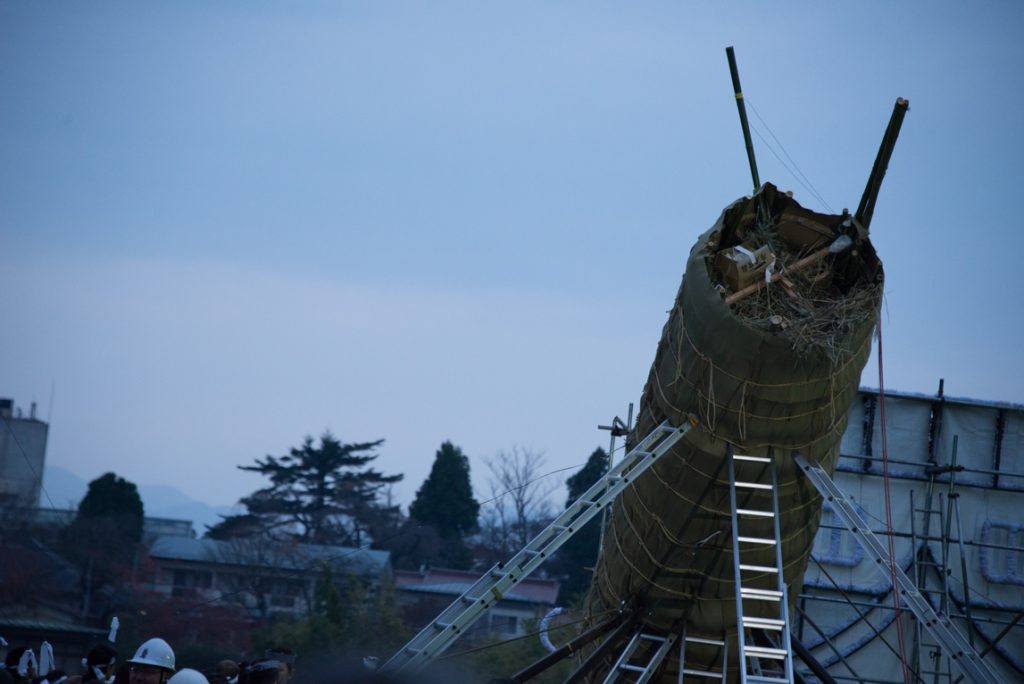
679, 632, 729, 682
728, 446, 794, 684
382, 417, 697, 674
603, 630, 679, 683
793, 452, 1001, 684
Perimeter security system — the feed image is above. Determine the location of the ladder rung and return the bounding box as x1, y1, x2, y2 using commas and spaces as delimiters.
742, 616, 786, 630
737, 536, 776, 545
734, 454, 771, 463
684, 636, 726, 646
681, 669, 724, 679
740, 587, 784, 600
746, 677, 791, 684
433, 621, 451, 630
735, 481, 773, 490
736, 508, 774, 517
739, 563, 779, 573
639, 633, 667, 642
744, 645, 788, 660
621, 664, 646, 672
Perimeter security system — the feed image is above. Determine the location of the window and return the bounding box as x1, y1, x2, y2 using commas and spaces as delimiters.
173, 569, 212, 589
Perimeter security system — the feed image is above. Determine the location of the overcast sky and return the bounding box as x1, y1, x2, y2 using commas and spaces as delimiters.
2, 1, 1022, 512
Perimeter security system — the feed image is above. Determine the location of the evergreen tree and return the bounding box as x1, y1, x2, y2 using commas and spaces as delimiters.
409, 441, 479, 569
74, 472, 146, 544
213, 433, 401, 546
63, 472, 145, 610
550, 448, 608, 601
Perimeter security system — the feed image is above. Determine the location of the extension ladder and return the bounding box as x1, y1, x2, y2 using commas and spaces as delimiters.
679, 632, 729, 681
793, 453, 1000, 684
382, 417, 697, 674
728, 446, 794, 684
603, 630, 679, 683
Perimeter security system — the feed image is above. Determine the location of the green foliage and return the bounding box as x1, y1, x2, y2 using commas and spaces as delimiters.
254, 566, 410, 661
550, 448, 608, 601
224, 433, 402, 546
63, 472, 145, 601
75, 472, 145, 543
409, 442, 479, 569
205, 513, 265, 540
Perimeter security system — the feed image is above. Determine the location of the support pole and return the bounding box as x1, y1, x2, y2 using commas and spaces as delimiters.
725, 46, 761, 192
856, 97, 910, 233
790, 635, 841, 684
564, 613, 639, 684
953, 496, 975, 649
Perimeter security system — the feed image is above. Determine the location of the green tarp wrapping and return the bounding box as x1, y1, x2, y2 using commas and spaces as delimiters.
583, 184, 882, 681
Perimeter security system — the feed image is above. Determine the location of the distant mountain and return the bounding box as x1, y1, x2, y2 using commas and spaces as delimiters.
43, 465, 238, 535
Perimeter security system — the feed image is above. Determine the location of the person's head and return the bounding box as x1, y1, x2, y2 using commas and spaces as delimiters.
126, 639, 175, 684
83, 644, 118, 683
241, 662, 277, 684
261, 650, 292, 684
111, 663, 129, 684
207, 662, 237, 684
166, 670, 206, 684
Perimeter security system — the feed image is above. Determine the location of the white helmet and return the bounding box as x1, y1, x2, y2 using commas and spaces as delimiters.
127, 638, 175, 672
168, 670, 207, 684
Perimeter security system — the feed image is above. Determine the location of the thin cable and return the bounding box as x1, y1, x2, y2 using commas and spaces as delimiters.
746, 98, 835, 213
810, 556, 927, 684
1, 416, 57, 510
476, 463, 584, 508
748, 124, 833, 213
878, 318, 911, 684
437, 608, 619, 660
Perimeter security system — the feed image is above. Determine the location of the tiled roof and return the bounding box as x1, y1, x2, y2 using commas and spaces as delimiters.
0, 618, 105, 636
394, 568, 559, 605
148, 536, 390, 574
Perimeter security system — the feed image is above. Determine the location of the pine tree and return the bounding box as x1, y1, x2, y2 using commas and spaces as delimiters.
211, 433, 401, 546
408, 441, 479, 569
550, 448, 608, 601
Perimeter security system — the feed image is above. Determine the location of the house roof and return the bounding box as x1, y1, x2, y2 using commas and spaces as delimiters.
148, 536, 390, 575
394, 567, 559, 605
0, 618, 105, 636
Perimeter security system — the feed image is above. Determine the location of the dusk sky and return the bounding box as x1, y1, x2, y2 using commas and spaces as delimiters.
3, 2, 1022, 514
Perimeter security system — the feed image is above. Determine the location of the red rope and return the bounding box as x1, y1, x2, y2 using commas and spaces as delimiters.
877, 318, 911, 683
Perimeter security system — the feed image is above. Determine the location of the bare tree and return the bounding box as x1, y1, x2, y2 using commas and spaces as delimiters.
481, 446, 559, 556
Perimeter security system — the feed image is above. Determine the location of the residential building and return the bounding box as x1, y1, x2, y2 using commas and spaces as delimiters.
394, 566, 559, 639
146, 536, 390, 617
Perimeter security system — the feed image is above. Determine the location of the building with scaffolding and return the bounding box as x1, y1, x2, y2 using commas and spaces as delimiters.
800, 386, 1024, 683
